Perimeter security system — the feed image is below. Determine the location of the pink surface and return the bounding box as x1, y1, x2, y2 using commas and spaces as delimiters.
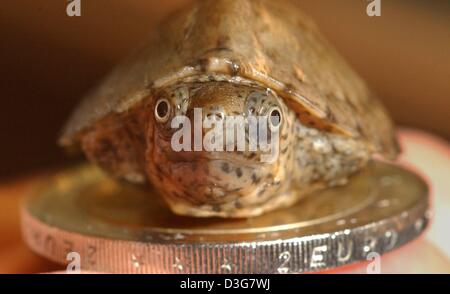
336, 128, 450, 274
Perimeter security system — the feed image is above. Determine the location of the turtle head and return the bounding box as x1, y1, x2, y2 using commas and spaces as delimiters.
146, 79, 296, 216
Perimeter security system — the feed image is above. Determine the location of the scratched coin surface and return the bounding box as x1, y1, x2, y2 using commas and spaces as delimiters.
21, 162, 430, 273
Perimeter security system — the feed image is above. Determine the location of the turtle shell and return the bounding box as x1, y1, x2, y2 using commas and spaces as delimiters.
60, 0, 399, 159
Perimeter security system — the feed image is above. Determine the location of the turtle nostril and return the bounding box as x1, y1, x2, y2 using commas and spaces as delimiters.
215, 113, 225, 121
206, 111, 225, 121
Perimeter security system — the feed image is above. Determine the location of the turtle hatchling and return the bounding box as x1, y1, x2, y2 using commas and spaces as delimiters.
60, 0, 399, 218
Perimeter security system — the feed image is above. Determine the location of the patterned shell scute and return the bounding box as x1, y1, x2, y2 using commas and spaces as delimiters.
60, 0, 398, 159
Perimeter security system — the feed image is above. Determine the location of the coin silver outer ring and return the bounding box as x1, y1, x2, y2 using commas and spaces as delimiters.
21, 201, 430, 274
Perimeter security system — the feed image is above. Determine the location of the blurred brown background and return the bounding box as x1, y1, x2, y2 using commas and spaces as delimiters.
0, 0, 449, 179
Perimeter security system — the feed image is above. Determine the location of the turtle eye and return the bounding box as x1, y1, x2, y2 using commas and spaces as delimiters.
155, 98, 171, 123
268, 107, 282, 131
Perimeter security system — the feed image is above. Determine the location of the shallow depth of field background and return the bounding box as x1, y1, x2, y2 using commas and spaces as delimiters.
1, 0, 449, 179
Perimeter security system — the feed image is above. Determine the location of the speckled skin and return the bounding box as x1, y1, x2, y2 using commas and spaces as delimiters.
81, 74, 370, 217
63, 0, 398, 218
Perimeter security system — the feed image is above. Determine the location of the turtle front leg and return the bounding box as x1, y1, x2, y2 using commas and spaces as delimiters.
293, 123, 371, 190
80, 106, 149, 184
